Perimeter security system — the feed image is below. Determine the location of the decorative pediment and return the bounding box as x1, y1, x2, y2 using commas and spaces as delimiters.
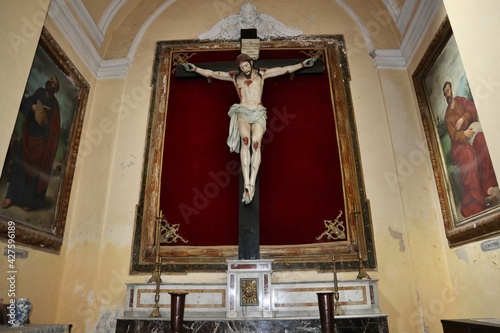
197, 2, 303, 40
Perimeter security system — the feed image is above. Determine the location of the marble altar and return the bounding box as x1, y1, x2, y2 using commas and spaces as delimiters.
121, 278, 382, 319
116, 259, 387, 332
116, 277, 388, 332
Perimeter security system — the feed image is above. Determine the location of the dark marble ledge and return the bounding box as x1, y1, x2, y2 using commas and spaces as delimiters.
115, 316, 389, 333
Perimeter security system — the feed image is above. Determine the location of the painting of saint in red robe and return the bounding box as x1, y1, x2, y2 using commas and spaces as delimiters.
0, 43, 80, 230
424, 35, 499, 221
442, 81, 499, 217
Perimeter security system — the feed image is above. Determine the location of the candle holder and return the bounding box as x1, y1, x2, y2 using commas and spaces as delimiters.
149, 213, 164, 317
332, 254, 344, 316
148, 214, 163, 284
149, 277, 162, 318
350, 210, 371, 280
356, 248, 371, 280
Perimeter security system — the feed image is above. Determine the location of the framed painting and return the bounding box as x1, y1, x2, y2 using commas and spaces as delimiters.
0, 27, 89, 253
413, 17, 500, 246
132, 36, 376, 273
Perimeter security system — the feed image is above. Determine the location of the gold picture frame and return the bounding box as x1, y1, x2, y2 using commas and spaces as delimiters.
132, 36, 375, 273
0, 28, 89, 253
413, 17, 500, 246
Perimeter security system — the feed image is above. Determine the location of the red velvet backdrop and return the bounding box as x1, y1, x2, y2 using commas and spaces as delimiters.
160, 49, 344, 246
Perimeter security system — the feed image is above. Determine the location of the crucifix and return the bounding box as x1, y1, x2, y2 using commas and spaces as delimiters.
177, 30, 322, 259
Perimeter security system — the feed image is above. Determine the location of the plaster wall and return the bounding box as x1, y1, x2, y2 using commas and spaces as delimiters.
0, 0, 64, 324
0, 1, 499, 333
57, 1, 432, 332
0, 0, 97, 325
0, 0, 49, 171
393, 0, 500, 329
442, 0, 500, 174
423, 0, 500, 320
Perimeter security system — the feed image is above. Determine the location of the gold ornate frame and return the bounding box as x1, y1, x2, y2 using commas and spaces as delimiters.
413, 17, 500, 246
132, 36, 375, 273
0, 28, 89, 253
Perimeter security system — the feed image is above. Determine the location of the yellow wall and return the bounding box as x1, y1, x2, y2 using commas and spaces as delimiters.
443, 0, 500, 171
0, 1, 499, 332
0, 0, 48, 168
0, 0, 61, 323
437, 0, 500, 318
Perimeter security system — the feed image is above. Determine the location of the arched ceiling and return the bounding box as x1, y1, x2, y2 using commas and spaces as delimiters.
50, 0, 441, 78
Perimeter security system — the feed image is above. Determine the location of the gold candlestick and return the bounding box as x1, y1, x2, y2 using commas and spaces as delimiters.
148, 213, 163, 284
149, 277, 161, 318
149, 212, 164, 317
349, 211, 361, 252
351, 210, 371, 280
332, 254, 344, 316
356, 248, 371, 280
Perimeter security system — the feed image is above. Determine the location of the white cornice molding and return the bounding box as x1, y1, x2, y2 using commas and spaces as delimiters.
48, 0, 130, 79
51, 0, 441, 76
399, 0, 442, 68
373, 0, 442, 69
127, 0, 176, 62
72, 0, 104, 46
335, 0, 374, 52
335, 0, 404, 69
98, 0, 127, 37
382, 0, 401, 23
98, 58, 132, 79
397, 0, 416, 35
49, 0, 101, 74
372, 49, 407, 68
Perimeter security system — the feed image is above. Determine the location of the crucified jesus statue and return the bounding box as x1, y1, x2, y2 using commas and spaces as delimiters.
183, 54, 315, 204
